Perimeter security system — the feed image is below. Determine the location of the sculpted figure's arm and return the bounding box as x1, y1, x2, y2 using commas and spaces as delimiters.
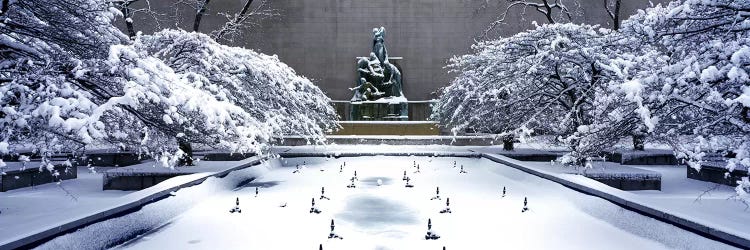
357, 58, 370, 75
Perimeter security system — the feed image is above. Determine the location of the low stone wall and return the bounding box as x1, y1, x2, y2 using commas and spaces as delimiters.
604, 149, 678, 165
687, 163, 748, 187
200, 152, 256, 161
1, 163, 77, 192
584, 173, 661, 191
490, 148, 678, 165
103, 173, 180, 191
497, 150, 566, 162
75, 151, 146, 167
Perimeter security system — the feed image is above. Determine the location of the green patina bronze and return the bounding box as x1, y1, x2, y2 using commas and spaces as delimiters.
350, 27, 409, 121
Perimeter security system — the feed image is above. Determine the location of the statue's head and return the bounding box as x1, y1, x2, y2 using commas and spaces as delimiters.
372, 27, 385, 42
369, 52, 378, 60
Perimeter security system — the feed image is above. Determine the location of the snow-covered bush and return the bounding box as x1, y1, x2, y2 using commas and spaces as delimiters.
559, 39, 668, 162
0, 0, 128, 158
559, 0, 750, 203
135, 30, 338, 144
0, 0, 336, 166
612, 0, 750, 173
433, 23, 622, 154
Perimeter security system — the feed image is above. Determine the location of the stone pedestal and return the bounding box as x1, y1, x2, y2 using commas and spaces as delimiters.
350, 100, 408, 121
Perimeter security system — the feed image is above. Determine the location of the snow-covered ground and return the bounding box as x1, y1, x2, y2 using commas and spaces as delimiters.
0, 167, 132, 241
3, 146, 746, 249
112, 157, 734, 250
514, 160, 750, 240
630, 165, 750, 236
0, 157, 269, 248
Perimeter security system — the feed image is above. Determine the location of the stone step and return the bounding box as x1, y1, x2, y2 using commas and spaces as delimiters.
332, 121, 439, 135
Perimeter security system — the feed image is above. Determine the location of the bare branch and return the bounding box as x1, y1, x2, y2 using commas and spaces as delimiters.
476, 0, 578, 41
211, 0, 278, 43
112, 0, 164, 40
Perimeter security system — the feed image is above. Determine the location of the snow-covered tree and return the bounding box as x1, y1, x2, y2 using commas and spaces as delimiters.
434, 23, 620, 153
560, 45, 668, 162
0, 0, 129, 157
619, 0, 750, 200
564, 0, 749, 203
135, 30, 338, 145
0, 0, 336, 167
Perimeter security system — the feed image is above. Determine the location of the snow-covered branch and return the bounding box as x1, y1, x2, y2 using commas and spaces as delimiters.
435, 23, 623, 154
0, 0, 336, 167
211, 0, 278, 43
478, 0, 578, 40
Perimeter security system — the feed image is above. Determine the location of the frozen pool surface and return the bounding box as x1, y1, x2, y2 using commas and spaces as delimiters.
115, 157, 736, 250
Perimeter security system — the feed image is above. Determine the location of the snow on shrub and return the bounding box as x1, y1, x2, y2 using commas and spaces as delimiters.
433, 23, 642, 162
134, 30, 338, 146
435, 23, 615, 137
613, 0, 750, 205
0, 0, 336, 165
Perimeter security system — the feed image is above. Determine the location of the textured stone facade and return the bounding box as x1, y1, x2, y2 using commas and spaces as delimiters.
127, 0, 664, 100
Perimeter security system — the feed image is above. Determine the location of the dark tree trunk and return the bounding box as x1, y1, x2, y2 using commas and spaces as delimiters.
177, 137, 194, 166
1, 0, 9, 14
122, 3, 136, 39
632, 134, 645, 151
605, 0, 622, 30
612, 0, 621, 30
193, 0, 211, 32
502, 135, 514, 151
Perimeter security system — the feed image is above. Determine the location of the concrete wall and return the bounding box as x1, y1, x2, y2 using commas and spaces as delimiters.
126, 0, 665, 100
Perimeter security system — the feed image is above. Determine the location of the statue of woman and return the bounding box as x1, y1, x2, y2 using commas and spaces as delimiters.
373, 27, 388, 65
352, 27, 404, 101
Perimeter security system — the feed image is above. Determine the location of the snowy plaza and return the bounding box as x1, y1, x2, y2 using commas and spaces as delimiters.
2, 0, 750, 249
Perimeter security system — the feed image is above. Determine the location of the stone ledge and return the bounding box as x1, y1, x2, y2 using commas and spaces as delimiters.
687, 163, 748, 187
332, 121, 439, 135
1, 162, 77, 192
495, 149, 566, 162
277, 151, 481, 158
74, 151, 146, 167
604, 149, 678, 165
280, 135, 496, 146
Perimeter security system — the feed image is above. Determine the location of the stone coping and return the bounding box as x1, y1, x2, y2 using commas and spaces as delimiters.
337, 121, 438, 124
0, 161, 67, 172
